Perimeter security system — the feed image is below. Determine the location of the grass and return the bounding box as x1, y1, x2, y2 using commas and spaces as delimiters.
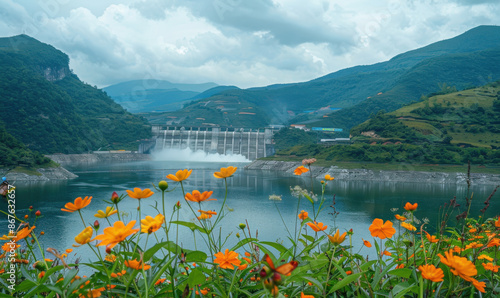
11, 166, 42, 176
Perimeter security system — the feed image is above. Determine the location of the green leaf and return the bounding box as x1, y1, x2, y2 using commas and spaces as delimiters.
327, 272, 364, 294
258, 241, 289, 255
388, 268, 412, 279
301, 234, 315, 243
186, 251, 207, 263
171, 221, 208, 234
359, 260, 377, 270
392, 283, 419, 298
14, 280, 36, 293
187, 268, 206, 288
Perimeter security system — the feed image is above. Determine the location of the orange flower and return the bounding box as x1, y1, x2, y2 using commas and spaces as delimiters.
2, 242, 20, 252
403, 202, 418, 211
14, 226, 36, 241
141, 214, 165, 234
383, 250, 392, 256
73, 226, 94, 247
478, 254, 493, 261
294, 166, 309, 176
196, 288, 209, 295
198, 210, 217, 220
124, 259, 151, 270
472, 280, 486, 293
425, 231, 439, 243
94, 220, 139, 249
126, 188, 154, 200
369, 218, 396, 239
395, 214, 407, 221
418, 264, 444, 282
482, 262, 499, 272
298, 210, 308, 220
167, 169, 192, 182
487, 238, 500, 247
214, 249, 241, 269
438, 249, 477, 281
155, 278, 166, 286
401, 222, 416, 232
328, 230, 347, 245
61, 196, 92, 212
495, 217, 500, 228
213, 166, 237, 179
324, 174, 334, 181
185, 190, 215, 203
79, 289, 103, 298
395, 264, 405, 269
362, 238, 372, 248
306, 221, 327, 232
301, 292, 315, 298
465, 242, 483, 250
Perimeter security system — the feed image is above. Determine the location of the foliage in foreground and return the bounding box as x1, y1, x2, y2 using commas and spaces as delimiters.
1, 163, 499, 297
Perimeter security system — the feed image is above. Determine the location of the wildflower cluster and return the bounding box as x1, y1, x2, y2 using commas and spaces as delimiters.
0, 162, 498, 297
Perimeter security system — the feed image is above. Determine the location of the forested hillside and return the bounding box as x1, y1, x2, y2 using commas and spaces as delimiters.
0, 35, 151, 156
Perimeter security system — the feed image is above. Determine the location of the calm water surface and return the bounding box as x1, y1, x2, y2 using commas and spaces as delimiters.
2, 160, 499, 264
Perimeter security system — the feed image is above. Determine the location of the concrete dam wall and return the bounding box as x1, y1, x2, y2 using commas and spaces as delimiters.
152, 126, 275, 160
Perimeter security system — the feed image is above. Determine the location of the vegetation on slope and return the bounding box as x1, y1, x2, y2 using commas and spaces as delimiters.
0, 35, 151, 154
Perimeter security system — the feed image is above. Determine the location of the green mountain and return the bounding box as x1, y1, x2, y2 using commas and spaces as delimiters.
103, 80, 219, 113
155, 25, 500, 129
0, 35, 151, 154
351, 81, 500, 148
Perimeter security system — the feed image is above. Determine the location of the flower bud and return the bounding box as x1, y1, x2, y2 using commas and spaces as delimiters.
158, 180, 169, 191
29, 206, 33, 210
111, 191, 119, 204
176, 201, 181, 208
35, 210, 41, 217
260, 268, 268, 278
236, 233, 240, 238
106, 246, 112, 254
94, 220, 100, 230
239, 223, 246, 230
40, 231, 45, 235
24, 215, 29, 219
272, 272, 282, 284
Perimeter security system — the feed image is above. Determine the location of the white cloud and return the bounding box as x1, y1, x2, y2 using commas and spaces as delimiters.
0, 0, 499, 88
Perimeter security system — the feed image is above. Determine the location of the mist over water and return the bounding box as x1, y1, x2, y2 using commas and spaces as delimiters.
152, 148, 251, 162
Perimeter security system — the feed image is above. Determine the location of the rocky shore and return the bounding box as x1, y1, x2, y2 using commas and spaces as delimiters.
47, 153, 151, 165
1, 166, 78, 181
245, 160, 500, 185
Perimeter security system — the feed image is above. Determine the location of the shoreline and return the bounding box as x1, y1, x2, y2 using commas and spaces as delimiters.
47, 153, 151, 165
245, 160, 500, 185
1, 166, 78, 181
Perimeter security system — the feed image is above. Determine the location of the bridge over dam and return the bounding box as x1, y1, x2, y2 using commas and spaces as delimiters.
151, 126, 277, 160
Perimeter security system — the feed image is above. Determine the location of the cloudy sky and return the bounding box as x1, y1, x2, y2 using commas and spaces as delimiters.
1, 0, 499, 88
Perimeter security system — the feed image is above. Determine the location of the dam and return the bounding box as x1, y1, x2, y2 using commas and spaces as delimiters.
151, 126, 276, 160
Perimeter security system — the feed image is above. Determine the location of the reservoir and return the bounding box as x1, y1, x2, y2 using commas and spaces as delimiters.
2, 153, 499, 263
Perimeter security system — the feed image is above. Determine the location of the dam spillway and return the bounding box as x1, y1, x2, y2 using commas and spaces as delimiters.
152, 126, 276, 160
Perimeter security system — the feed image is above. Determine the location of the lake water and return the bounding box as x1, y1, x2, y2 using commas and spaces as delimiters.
2, 156, 499, 265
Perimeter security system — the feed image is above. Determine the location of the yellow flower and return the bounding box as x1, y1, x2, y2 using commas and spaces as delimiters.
124, 259, 151, 270
213, 166, 237, 179
401, 222, 416, 232
293, 166, 309, 176
214, 249, 241, 269
306, 221, 327, 232
94, 206, 118, 218
185, 190, 215, 203
105, 254, 116, 262
74, 226, 93, 247
328, 230, 347, 245
94, 221, 139, 249
141, 214, 165, 234
369, 218, 396, 239
418, 264, 444, 282
126, 188, 154, 200
167, 169, 192, 182
324, 174, 334, 181
61, 196, 92, 212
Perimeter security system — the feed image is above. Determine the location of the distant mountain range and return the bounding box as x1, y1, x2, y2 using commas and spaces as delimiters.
147, 25, 500, 129
103, 80, 239, 113
0, 34, 151, 167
